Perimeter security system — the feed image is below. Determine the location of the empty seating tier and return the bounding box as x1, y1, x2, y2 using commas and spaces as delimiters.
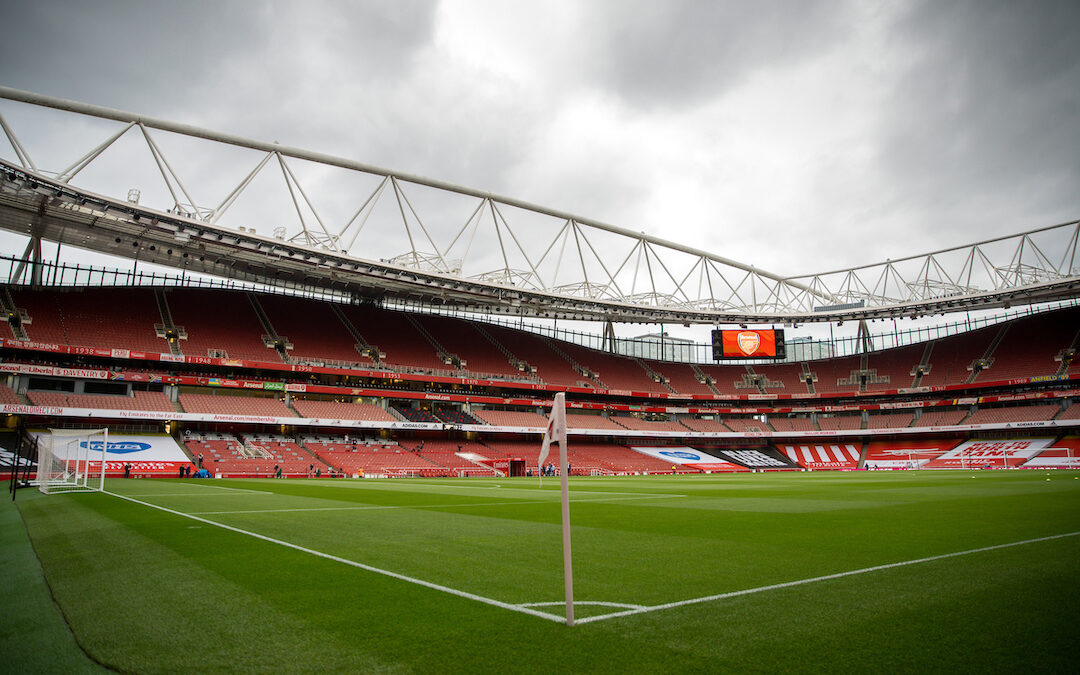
610, 417, 687, 432
768, 417, 816, 433
27, 390, 173, 412
167, 289, 278, 361
179, 393, 295, 417
913, 409, 970, 427
13, 287, 168, 353
258, 295, 374, 366
291, 399, 397, 422
471, 409, 548, 428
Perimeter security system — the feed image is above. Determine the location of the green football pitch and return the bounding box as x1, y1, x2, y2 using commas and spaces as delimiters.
7, 471, 1080, 673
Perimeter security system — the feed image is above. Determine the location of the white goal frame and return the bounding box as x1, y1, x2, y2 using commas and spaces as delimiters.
34, 428, 110, 494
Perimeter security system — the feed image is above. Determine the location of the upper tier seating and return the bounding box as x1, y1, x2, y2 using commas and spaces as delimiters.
919, 325, 998, 387
341, 304, 447, 372
863, 343, 926, 391
290, 399, 397, 422
555, 342, 670, 394
480, 325, 598, 388
12, 287, 168, 353
805, 356, 864, 395
257, 294, 374, 366
694, 363, 746, 395
648, 362, 718, 396
7, 288, 66, 343
755, 362, 811, 394
413, 315, 522, 378
167, 290, 279, 362
179, 393, 295, 417
973, 308, 1080, 381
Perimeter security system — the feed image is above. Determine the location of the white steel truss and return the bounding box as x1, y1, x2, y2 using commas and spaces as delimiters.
0, 86, 1077, 324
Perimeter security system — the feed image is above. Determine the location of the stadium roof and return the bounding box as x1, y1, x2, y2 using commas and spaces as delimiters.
1, 86, 1078, 324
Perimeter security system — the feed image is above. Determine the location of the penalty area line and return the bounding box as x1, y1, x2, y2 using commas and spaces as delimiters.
103, 491, 566, 624
575, 530, 1080, 625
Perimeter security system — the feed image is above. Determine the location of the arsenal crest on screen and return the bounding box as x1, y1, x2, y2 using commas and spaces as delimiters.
737, 331, 760, 356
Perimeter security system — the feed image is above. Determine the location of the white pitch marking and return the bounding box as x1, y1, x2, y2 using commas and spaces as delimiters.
104, 491, 567, 623
118, 492, 277, 498
574, 530, 1080, 625
519, 601, 646, 610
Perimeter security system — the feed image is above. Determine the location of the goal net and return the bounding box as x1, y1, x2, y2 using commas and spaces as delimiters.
34, 428, 110, 494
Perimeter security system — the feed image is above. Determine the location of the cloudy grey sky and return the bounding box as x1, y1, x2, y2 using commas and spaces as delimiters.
0, 0, 1078, 286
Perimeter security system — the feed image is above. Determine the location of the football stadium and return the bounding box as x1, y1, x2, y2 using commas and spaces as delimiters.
2, 68, 1080, 674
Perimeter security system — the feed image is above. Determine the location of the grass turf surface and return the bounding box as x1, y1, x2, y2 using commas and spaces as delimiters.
9, 470, 1080, 673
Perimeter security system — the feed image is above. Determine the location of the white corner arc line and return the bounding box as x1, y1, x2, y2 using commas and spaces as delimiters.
104, 491, 567, 624
574, 530, 1080, 625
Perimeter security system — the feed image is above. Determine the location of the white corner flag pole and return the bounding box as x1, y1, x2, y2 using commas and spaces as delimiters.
558, 424, 575, 626
539, 391, 574, 626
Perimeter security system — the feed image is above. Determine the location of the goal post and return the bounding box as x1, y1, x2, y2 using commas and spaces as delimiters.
33, 428, 110, 494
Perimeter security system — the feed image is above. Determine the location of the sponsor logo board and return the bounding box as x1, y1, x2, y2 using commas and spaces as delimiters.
30, 433, 190, 462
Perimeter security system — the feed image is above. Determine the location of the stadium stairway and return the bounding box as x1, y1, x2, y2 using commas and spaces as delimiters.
329, 304, 382, 364
540, 337, 604, 389
472, 323, 543, 383
405, 314, 461, 371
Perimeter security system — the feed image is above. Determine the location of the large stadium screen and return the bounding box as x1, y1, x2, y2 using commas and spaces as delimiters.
711, 328, 785, 359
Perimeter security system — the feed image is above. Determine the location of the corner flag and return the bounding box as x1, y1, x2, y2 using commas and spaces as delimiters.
538, 392, 574, 625
538, 391, 566, 470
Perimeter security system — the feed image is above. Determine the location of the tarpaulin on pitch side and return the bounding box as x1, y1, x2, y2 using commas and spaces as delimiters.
922, 437, 1057, 469
30, 432, 193, 477
630, 446, 749, 472
863, 438, 962, 469
701, 447, 799, 470
1021, 436, 1080, 468
780, 443, 861, 470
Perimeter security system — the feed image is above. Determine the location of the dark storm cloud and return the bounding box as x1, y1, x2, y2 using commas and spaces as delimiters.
2, 0, 1078, 279
875, 0, 1080, 243
0, 1, 437, 133
580, 0, 845, 108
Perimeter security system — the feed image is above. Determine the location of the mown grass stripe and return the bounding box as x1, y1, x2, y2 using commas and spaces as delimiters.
105, 490, 568, 623
576, 530, 1080, 624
